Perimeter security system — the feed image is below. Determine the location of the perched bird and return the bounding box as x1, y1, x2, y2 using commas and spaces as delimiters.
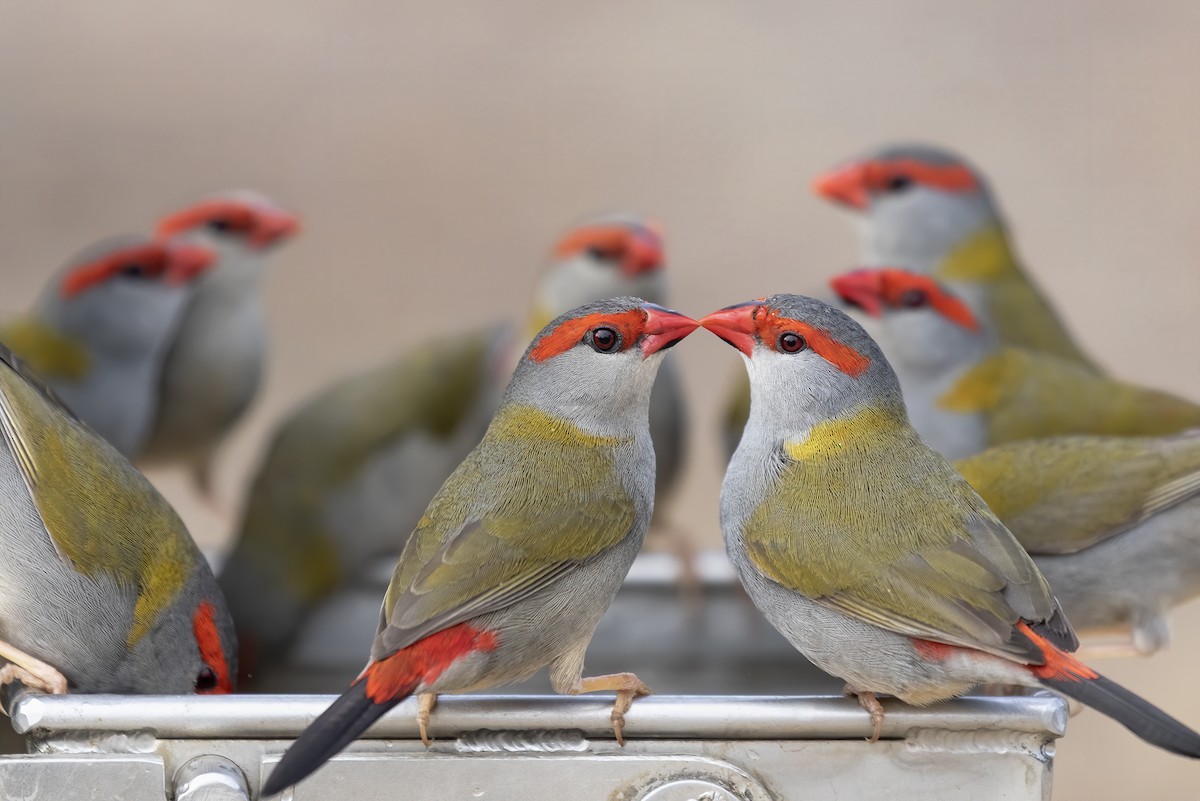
261, 298, 698, 795
956, 432, 1200, 657
0, 342, 237, 696
830, 267, 1200, 459
701, 294, 1200, 758
1, 236, 216, 457
813, 143, 1098, 369
140, 192, 300, 497
223, 216, 683, 683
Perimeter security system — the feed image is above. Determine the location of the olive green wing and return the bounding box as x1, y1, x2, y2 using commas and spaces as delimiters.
939, 349, 1200, 443
956, 431, 1200, 555
227, 326, 495, 612
371, 405, 636, 660
743, 419, 1072, 661
0, 342, 197, 648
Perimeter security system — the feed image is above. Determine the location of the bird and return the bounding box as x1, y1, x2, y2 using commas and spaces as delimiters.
956, 432, 1200, 658
222, 215, 685, 685
260, 298, 698, 795
1, 236, 217, 457
0, 341, 237, 697
812, 143, 1098, 370
829, 266, 1200, 459
138, 191, 300, 498
700, 293, 1200, 758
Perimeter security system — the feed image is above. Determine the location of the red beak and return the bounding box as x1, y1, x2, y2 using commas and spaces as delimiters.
164, 243, 216, 285
640, 304, 699, 357
830, 269, 886, 317
699, 303, 759, 357
249, 207, 301, 249
812, 162, 870, 210
621, 227, 664, 277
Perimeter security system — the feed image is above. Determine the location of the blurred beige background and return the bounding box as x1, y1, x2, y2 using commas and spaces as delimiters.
3, 1, 1199, 798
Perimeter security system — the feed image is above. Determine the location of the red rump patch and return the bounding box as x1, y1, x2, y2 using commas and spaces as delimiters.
755, 306, 871, 377
363, 623, 498, 704
878, 270, 980, 331
912, 638, 956, 661
1016, 621, 1099, 682
193, 601, 234, 694
60, 244, 170, 298
530, 308, 646, 363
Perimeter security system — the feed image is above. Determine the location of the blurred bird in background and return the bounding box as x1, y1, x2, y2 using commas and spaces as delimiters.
139, 192, 300, 501
828, 267, 1200, 459
0, 236, 217, 458
221, 214, 689, 688
956, 432, 1200, 658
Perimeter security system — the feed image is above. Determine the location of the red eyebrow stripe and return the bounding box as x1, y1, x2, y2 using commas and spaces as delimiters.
529, 309, 645, 363
756, 306, 871, 378
155, 200, 255, 238
60, 244, 168, 298
553, 225, 633, 259
192, 601, 233, 694
879, 270, 980, 331
869, 159, 978, 192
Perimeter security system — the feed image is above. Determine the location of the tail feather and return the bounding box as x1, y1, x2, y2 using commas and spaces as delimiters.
1042, 673, 1200, 758
1016, 621, 1200, 758
262, 675, 416, 796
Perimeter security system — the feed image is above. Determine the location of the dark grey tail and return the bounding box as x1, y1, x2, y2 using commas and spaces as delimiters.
262, 679, 405, 796
1042, 674, 1200, 758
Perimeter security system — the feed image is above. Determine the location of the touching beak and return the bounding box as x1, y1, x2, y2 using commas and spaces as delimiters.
249, 207, 301, 249
621, 228, 665, 277
830, 269, 886, 317
699, 302, 759, 357
812, 162, 870, 210
640, 303, 699, 357
164, 243, 217, 285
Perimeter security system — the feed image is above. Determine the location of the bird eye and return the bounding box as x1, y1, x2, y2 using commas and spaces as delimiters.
119, 263, 148, 278
886, 174, 913, 192
778, 332, 807, 353
195, 667, 218, 692
206, 218, 233, 233
899, 289, 928, 308
589, 326, 620, 353
586, 246, 618, 262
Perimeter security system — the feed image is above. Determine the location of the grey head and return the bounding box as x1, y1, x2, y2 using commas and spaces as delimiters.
531, 215, 669, 321
33, 236, 216, 454
700, 293, 907, 440
506, 296, 697, 437
830, 267, 996, 378
815, 143, 1004, 271
154, 190, 300, 290
113, 562, 239, 695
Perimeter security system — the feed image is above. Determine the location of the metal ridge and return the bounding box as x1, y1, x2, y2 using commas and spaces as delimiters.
11, 693, 1068, 740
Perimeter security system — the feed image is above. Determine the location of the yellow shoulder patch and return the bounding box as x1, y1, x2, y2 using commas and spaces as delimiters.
937, 352, 1018, 413
0, 318, 90, 380
785, 405, 908, 462
934, 225, 1020, 282
488, 404, 621, 448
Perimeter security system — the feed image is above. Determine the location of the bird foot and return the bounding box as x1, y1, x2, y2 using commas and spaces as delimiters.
0, 645, 68, 697
571, 672, 652, 746
847, 687, 885, 742
417, 691, 438, 747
